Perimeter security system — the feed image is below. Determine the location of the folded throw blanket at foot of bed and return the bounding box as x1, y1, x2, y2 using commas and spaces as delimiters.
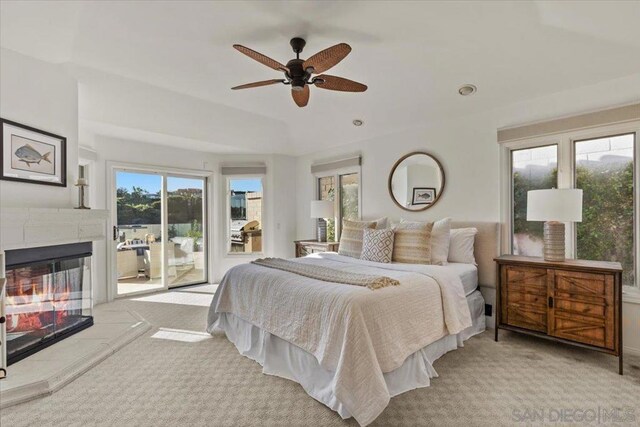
251, 257, 400, 290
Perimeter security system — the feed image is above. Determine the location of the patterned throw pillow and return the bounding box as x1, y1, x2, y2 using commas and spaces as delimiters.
392, 221, 434, 264
338, 219, 376, 258
360, 228, 395, 263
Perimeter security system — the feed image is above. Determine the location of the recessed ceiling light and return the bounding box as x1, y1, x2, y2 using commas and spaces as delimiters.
352, 119, 364, 127
458, 84, 477, 96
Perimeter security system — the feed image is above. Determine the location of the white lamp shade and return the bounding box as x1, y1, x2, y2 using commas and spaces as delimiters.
310, 200, 334, 219
527, 189, 583, 222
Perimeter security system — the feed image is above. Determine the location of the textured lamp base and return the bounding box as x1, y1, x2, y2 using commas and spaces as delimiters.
317, 218, 327, 242
543, 221, 565, 262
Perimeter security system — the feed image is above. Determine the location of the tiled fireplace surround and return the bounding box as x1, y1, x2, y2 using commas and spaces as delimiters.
0, 208, 109, 250
1, 207, 109, 372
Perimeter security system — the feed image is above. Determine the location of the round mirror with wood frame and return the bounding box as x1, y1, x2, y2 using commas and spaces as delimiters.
388, 151, 445, 211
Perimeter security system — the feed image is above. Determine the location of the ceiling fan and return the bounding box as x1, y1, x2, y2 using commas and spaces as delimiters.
231, 37, 367, 107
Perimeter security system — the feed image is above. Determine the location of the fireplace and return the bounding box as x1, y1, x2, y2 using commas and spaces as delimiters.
3, 243, 93, 365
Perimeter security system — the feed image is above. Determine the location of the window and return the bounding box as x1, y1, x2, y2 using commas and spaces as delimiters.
511, 145, 558, 256
575, 134, 635, 287
340, 173, 359, 222
503, 124, 639, 289
318, 176, 336, 241
315, 170, 360, 241
228, 178, 263, 254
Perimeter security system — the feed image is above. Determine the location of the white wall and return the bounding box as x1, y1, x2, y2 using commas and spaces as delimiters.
82, 135, 296, 304
295, 73, 640, 355
296, 113, 501, 238
0, 48, 78, 208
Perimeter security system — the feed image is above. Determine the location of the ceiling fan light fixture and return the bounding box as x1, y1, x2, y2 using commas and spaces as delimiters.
291, 76, 306, 91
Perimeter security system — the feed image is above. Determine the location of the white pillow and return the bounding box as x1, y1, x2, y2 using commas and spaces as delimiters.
430, 217, 451, 265
373, 217, 389, 229
448, 227, 477, 264
400, 218, 451, 265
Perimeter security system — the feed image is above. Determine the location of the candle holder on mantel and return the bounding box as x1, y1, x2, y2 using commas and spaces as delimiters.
75, 178, 90, 210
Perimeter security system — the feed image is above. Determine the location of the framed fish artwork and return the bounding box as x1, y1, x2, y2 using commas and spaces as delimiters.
411, 187, 436, 206
1, 118, 67, 187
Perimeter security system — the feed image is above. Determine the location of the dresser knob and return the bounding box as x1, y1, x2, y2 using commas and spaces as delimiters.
0, 316, 5, 324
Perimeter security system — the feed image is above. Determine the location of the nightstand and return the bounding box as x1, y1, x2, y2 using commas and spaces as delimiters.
294, 240, 339, 257
495, 255, 623, 374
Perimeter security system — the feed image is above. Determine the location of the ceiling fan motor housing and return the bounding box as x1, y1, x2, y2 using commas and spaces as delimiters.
286, 58, 311, 91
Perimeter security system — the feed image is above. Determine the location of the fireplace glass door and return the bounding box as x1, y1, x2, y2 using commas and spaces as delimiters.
5, 254, 93, 364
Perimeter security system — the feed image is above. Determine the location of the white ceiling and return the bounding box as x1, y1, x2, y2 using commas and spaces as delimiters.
2, 1, 640, 155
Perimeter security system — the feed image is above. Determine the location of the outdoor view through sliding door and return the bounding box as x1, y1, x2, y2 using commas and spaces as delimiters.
116, 171, 164, 295
115, 170, 207, 296
167, 176, 206, 287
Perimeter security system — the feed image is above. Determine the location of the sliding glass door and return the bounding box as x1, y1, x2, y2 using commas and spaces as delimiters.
167, 176, 206, 287
114, 169, 207, 296
115, 171, 164, 296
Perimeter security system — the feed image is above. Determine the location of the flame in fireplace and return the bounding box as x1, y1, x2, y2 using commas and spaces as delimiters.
5, 274, 73, 333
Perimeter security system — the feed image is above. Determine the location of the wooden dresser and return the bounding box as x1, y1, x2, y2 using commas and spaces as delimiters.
494, 255, 623, 374
294, 240, 339, 257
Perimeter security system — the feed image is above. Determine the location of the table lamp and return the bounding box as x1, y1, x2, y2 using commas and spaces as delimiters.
527, 189, 583, 262
310, 200, 334, 242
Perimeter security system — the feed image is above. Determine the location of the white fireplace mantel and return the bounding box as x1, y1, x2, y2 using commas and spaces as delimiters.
0, 208, 109, 251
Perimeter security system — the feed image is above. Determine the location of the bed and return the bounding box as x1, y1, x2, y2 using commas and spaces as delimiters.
207, 221, 499, 426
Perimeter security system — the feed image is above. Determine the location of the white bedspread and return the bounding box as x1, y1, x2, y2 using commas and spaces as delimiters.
207, 253, 472, 426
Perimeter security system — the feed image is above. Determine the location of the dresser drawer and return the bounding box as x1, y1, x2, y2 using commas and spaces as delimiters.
501, 266, 548, 333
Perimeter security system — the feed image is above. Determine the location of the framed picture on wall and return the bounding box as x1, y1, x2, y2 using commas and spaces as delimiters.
1, 118, 67, 187
411, 187, 436, 205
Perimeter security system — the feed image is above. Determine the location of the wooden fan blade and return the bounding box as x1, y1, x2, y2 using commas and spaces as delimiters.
314, 75, 367, 92
233, 45, 289, 72
303, 43, 351, 74
231, 79, 285, 90
291, 85, 310, 107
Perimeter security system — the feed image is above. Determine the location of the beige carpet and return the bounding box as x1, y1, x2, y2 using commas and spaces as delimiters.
2, 285, 639, 426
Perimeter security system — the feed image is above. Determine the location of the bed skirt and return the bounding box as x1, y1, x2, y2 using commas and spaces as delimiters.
212, 289, 486, 424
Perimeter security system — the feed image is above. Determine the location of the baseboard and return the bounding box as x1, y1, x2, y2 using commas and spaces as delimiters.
624, 346, 640, 357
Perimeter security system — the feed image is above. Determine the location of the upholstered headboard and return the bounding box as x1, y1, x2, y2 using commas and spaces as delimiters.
451, 221, 500, 289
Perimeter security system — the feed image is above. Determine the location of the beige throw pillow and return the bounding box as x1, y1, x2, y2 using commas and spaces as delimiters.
392, 221, 434, 264
338, 219, 376, 258
400, 218, 451, 265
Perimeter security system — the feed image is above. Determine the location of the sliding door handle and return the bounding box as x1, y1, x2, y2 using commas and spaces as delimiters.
113, 225, 119, 241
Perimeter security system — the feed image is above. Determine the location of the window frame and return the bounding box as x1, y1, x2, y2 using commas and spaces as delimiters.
500, 120, 640, 296
313, 165, 362, 241
225, 175, 265, 256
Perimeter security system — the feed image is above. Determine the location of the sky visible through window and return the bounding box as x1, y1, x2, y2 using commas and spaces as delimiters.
230, 178, 262, 192
116, 172, 261, 193
117, 172, 204, 192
